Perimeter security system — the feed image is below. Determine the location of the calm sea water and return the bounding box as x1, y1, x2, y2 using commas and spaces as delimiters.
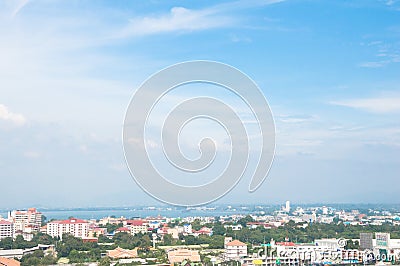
0, 207, 255, 220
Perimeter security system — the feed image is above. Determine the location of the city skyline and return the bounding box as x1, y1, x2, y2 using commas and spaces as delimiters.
0, 0, 399, 208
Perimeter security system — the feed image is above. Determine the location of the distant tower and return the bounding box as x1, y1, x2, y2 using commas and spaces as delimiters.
285, 201, 291, 212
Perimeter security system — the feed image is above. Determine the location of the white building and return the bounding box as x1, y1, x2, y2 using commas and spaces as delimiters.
183, 224, 192, 234
125, 220, 148, 235
8, 208, 42, 233
46, 218, 89, 239
285, 201, 291, 212
315, 238, 342, 250
224, 224, 243, 231
0, 220, 13, 239
224, 237, 247, 261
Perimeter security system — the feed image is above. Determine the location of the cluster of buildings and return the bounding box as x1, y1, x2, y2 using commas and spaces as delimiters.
0, 208, 42, 241
40, 216, 213, 244
277, 204, 400, 226
2, 205, 400, 265
241, 234, 400, 266
218, 203, 400, 229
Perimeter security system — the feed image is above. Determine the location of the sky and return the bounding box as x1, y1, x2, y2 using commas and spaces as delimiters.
0, 0, 399, 208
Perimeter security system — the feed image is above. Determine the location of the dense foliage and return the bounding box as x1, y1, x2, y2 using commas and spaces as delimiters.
0, 220, 398, 265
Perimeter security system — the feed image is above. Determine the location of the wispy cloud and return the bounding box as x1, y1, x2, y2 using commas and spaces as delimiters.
358, 41, 400, 68
116, 0, 284, 38
0, 104, 26, 126
11, 0, 29, 17
278, 114, 317, 124
330, 97, 400, 113
117, 7, 233, 38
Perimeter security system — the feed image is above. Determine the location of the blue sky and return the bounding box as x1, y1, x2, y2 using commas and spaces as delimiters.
0, 0, 399, 208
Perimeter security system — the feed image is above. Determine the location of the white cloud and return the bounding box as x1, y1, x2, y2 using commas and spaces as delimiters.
117, 6, 233, 38
278, 115, 317, 123
330, 97, 400, 113
358, 41, 400, 68
116, 0, 285, 38
0, 104, 26, 126
12, 0, 29, 17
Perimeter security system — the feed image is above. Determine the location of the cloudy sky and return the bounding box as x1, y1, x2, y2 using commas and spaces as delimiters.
0, 0, 399, 208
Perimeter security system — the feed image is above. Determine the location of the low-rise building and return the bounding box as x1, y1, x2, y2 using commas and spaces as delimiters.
224, 238, 247, 261
126, 220, 148, 235
167, 248, 201, 263
107, 247, 138, 259
0, 257, 20, 266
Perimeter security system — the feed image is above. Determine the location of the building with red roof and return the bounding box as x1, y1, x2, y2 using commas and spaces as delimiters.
125, 220, 148, 235
115, 227, 131, 234
0, 257, 20, 266
224, 237, 247, 261
46, 218, 89, 239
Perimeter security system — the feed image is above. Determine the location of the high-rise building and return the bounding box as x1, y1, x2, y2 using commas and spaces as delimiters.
285, 201, 291, 212
360, 233, 373, 250
8, 208, 42, 232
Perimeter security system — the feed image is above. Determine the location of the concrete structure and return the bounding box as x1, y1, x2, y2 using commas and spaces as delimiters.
370, 233, 400, 262
167, 249, 201, 263
0, 220, 13, 239
0, 245, 54, 260
115, 227, 130, 234
314, 238, 341, 250
224, 224, 243, 231
8, 208, 42, 232
360, 233, 373, 250
126, 220, 148, 235
285, 201, 291, 212
224, 238, 247, 261
107, 247, 138, 259
98, 216, 125, 226
46, 218, 88, 239
192, 227, 212, 237
183, 224, 192, 234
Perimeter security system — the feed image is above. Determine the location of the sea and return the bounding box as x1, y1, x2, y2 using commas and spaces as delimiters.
0, 206, 261, 220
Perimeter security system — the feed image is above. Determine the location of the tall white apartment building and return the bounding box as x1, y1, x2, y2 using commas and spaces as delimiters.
285, 201, 291, 212
8, 208, 42, 232
0, 220, 13, 239
46, 218, 89, 239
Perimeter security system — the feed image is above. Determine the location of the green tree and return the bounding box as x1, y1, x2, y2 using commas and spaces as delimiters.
238, 215, 254, 227
99, 257, 111, 266
213, 223, 226, 236
163, 234, 173, 245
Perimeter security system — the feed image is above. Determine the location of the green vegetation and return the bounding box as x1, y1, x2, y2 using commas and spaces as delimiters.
0, 233, 56, 250
20, 250, 57, 266
0, 220, 398, 265
224, 221, 400, 245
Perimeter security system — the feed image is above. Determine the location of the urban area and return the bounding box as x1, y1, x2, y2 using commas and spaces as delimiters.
0, 202, 399, 266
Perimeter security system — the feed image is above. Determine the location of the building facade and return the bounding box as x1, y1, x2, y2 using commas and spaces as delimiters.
224, 238, 248, 261
46, 218, 89, 239
0, 220, 13, 239
8, 208, 42, 232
